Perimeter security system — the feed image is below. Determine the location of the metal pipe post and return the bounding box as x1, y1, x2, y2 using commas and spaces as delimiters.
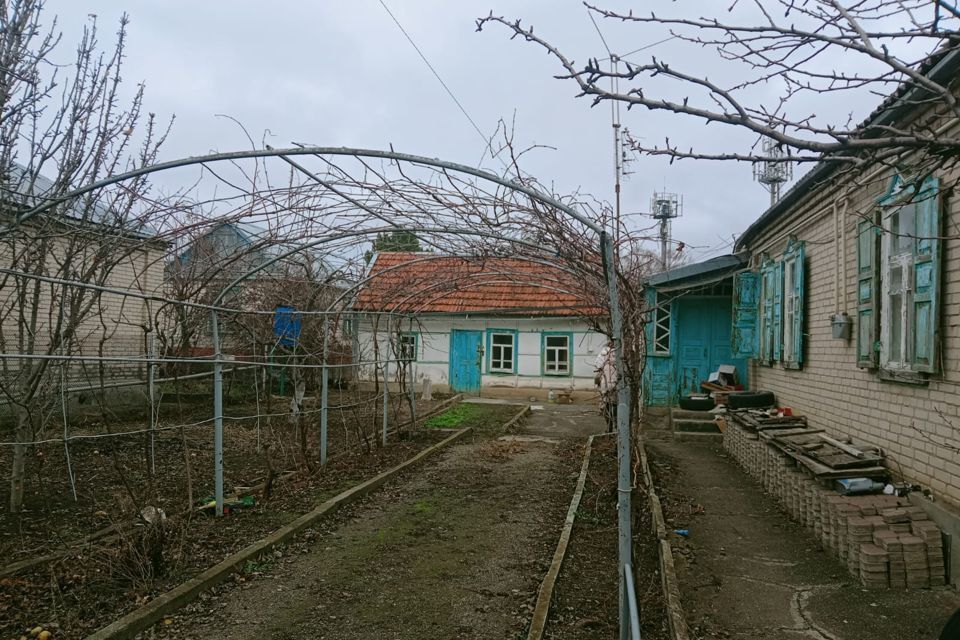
211, 310, 225, 516
148, 326, 157, 476
320, 315, 329, 465
60, 349, 77, 501
602, 231, 632, 640
408, 318, 416, 426
382, 352, 389, 447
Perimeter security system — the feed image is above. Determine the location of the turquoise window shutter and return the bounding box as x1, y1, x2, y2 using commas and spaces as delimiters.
856, 216, 880, 368
760, 258, 775, 363
732, 271, 759, 358
783, 238, 806, 368
910, 178, 941, 373
772, 260, 783, 362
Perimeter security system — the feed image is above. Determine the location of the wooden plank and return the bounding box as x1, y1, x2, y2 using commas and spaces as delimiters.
527, 435, 595, 640
793, 453, 887, 479
820, 434, 867, 458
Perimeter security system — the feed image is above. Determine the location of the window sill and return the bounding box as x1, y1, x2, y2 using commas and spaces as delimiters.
487, 370, 516, 376
878, 368, 928, 386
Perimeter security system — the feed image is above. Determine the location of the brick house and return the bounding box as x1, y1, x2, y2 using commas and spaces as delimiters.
0, 166, 168, 411
729, 48, 960, 510
351, 252, 607, 395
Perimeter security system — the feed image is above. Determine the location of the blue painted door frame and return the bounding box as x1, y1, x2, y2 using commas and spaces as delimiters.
449, 330, 483, 393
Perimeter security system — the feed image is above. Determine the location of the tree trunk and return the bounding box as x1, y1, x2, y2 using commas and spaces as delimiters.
9, 409, 30, 513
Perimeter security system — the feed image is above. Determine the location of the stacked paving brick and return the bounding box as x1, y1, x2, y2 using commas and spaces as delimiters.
722, 417, 947, 589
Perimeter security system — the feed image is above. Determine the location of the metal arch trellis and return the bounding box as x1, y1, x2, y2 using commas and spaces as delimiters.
4, 146, 634, 639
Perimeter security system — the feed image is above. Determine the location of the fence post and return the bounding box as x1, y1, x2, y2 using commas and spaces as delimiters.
60, 339, 77, 501
320, 314, 329, 466
602, 230, 632, 640
211, 310, 224, 517
382, 350, 389, 447
148, 322, 157, 476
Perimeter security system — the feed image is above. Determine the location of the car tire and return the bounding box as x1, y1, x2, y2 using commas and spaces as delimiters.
727, 390, 777, 409
678, 395, 715, 411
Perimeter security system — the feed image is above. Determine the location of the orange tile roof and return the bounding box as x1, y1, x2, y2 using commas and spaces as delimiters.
353, 252, 603, 316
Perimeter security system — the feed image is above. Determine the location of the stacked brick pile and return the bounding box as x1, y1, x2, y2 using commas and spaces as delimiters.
722, 418, 947, 589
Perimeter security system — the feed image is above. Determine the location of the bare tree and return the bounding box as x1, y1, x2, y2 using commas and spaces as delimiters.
478, 2, 960, 181
0, 0, 170, 512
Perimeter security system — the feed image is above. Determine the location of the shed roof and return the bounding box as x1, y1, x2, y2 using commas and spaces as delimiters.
353, 252, 602, 316
645, 253, 748, 291
735, 47, 960, 251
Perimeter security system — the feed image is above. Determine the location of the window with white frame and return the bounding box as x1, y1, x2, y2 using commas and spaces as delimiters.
881, 203, 914, 369
489, 332, 515, 373
858, 174, 941, 377
652, 300, 671, 355
543, 334, 571, 375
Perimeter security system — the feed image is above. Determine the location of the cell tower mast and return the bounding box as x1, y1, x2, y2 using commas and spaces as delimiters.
753, 138, 793, 208
650, 191, 682, 271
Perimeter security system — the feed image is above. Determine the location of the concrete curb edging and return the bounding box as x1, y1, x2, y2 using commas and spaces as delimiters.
527, 434, 595, 640
637, 435, 691, 640
84, 427, 473, 640
502, 404, 531, 431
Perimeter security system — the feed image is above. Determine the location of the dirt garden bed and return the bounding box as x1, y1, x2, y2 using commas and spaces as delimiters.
541, 436, 669, 640
0, 393, 478, 640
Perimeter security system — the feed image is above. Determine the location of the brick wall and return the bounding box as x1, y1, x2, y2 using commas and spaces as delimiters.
745, 163, 960, 507
0, 232, 167, 395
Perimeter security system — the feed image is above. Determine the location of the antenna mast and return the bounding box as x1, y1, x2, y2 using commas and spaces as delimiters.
650, 191, 682, 271
753, 138, 793, 208
611, 54, 622, 251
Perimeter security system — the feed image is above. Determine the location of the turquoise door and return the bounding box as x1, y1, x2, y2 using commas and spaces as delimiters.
675, 298, 746, 398
449, 330, 483, 393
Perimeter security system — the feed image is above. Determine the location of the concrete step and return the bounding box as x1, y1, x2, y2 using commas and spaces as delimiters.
671, 409, 717, 421
673, 418, 721, 433
673, 431, 723, 442
644, 429, 675, 441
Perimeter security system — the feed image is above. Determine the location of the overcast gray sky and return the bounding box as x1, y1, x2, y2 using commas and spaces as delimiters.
45, 1, 885, 263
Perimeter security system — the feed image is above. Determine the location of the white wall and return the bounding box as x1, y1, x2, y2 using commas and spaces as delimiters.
353, 315, 606, 391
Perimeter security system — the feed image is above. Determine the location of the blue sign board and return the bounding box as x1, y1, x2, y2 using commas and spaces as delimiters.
273, 306, 302, 347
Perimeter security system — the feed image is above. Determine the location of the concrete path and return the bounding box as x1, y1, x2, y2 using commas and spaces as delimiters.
523, 403, 609, 439
647, 439, 960, 640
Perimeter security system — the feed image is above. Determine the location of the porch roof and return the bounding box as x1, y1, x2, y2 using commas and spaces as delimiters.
645, 253, 748, 292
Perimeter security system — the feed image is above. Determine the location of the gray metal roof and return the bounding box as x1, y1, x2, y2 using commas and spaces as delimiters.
645, 253, 748, 289
2, 162, 160, 238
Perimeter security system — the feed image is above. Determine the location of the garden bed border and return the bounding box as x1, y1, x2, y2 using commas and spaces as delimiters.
84, 426, 472, 640
527, 432, 595, 640
637, 433, 691, 640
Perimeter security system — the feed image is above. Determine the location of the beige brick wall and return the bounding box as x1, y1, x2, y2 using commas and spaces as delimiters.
745, 164, 960, 507
0, 231, 167, 393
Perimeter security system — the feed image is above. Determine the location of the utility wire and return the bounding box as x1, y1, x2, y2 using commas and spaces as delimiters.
377, 0, 500, 167
587, 10, 614, 57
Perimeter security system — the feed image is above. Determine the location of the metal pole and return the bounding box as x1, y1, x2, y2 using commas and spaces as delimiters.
408, 318, 417, 427
659, 217, 669, 271
211, 310, 225, 517
320, 315, 329, 465
148, 325, 157, 476
602, 231, 632, 640
374, 348, 390, 446
611, 54, 622, 252
60, 345, 77, 501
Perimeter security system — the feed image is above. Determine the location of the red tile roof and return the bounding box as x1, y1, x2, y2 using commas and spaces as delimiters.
353, 252, 603, 316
